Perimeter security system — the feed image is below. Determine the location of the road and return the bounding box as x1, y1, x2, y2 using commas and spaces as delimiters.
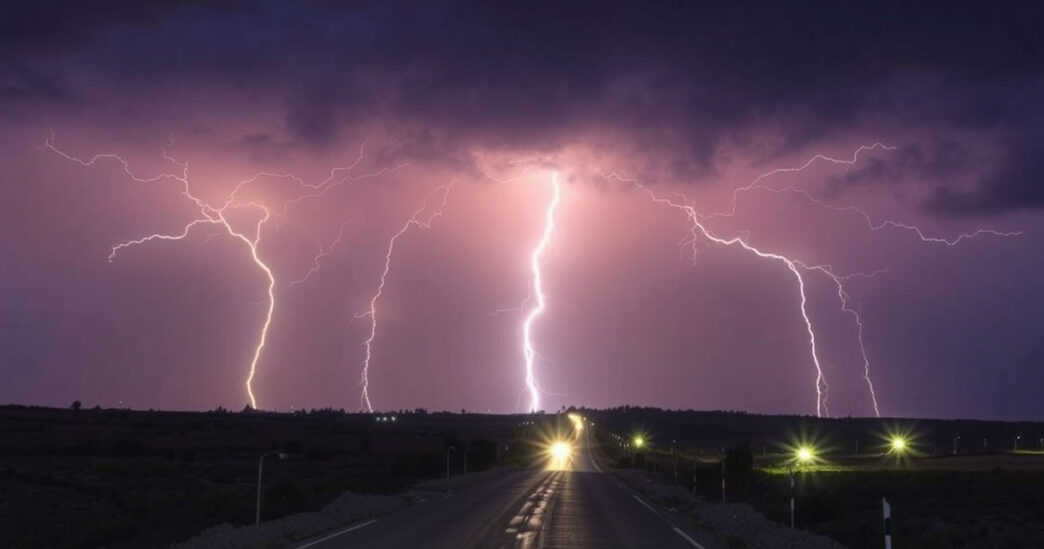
297, 425, 709, 549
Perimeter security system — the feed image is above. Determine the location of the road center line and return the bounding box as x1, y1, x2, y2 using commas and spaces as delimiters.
673, 527, 707, 549
295, 519, 379, 549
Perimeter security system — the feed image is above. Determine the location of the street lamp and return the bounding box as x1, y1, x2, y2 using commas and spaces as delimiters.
446, 446, 456, 479
789, 444, 817, 530
1014, 435, 1021, 452
795, 446, 816, 464
257, 451, 286, 526
671, 440, 678, 484
952, 435, 960, 455
889, 436, 908, 456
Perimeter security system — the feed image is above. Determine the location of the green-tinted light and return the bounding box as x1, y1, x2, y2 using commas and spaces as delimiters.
796, 446, 815, 463
890, 436, 907, 452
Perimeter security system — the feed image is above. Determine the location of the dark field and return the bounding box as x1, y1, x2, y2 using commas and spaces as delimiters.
591, 407, 1044, 549
0, 405, 533, 548
6, 405, 1044, 548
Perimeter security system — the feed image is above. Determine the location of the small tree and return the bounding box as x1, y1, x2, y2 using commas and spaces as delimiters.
69, 400, 82, 411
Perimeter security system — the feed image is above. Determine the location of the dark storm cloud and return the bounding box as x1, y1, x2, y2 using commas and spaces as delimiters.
5, 1, 1044, 211
926, 138, 1044, 216
0, 65, 81, 118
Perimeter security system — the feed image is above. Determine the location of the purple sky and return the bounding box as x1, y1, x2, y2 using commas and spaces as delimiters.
2, 2, 1042, 419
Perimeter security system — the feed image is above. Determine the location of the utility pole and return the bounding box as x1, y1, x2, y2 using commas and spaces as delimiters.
789, 468, 795, 529
671, 440, 678, 485
882, 497, 892, 549
257, 451, 285, 526
720, 459, 726, 502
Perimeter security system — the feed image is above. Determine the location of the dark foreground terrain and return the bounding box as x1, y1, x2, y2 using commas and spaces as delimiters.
4, 405, 1044, 548
591, 407, 1044, 548
0, 405, 530, 548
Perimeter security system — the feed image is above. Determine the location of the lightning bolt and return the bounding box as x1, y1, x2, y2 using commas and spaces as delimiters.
356, 183, 454, 412
45, 134, 399, 410
613, 143, 1020, 417
289, 222, 350, 287
522, 172, 562, 413
706, 142, 1022, 245
643, 188, 832, 416
798, 263, 889, 417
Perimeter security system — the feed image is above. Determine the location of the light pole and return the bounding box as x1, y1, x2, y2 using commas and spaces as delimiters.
1014, 435, 1021, 452
671, 440, 678, 485
257, 451, 286, 526
446, 446, 456, 479
720, 458, 726, 502
952, 435, 960, 455
788, 466, 795, 529
792, 445, 816, 529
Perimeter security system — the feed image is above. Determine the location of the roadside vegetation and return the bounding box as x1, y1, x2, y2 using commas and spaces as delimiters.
0, 405, 534, 548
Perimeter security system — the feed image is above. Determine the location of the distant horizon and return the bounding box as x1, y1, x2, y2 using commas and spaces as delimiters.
6, 402, 1043, 425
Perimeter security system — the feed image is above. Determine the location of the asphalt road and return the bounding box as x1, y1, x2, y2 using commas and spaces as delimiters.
297, 426, 709, 549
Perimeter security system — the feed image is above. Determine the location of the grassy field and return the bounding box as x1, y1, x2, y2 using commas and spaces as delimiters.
591, 407, 1044, 548
0, 405, 538, 548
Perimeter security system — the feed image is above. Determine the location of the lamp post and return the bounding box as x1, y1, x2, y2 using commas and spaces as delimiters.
671, 440, 678, 485
446, 446, 456, 479
788, 466, 795, 529
257, 451, 286, 526
952, 435, 960, 455
1014, 435, 1021, 452
791, 445, 815, 529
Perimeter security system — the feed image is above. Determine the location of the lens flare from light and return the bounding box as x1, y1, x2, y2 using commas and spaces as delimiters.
796, 446, 816, 464
890, 436, 907, 454
548, 440, 573, 470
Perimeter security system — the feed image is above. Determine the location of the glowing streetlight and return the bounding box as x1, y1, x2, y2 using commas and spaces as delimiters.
633, 436, 645, 449
795, 445, 816, 464
889, 435, 908, 455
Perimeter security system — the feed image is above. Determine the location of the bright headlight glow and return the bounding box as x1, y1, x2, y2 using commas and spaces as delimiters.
550, 441, 572, 461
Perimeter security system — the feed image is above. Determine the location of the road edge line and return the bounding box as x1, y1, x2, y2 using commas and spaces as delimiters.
294, 518, 379, 549
673, 526, 707, 548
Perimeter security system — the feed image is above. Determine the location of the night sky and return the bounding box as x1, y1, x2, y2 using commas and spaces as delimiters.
2, 2, 1042, 419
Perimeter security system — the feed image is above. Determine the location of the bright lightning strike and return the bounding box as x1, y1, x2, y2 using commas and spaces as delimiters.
616, 143, 1020, 417
45, 134, 398, 410
644, 188, 832, 417
706, 143, 1022, 245
45, 136, 279, 409
356, 184, 454, 412
522, 172, 562, 413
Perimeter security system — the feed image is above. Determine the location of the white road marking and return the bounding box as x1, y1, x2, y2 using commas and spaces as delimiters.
632, 494, 659, 514
673, 527, 707, 549
295, 519, 378, 549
